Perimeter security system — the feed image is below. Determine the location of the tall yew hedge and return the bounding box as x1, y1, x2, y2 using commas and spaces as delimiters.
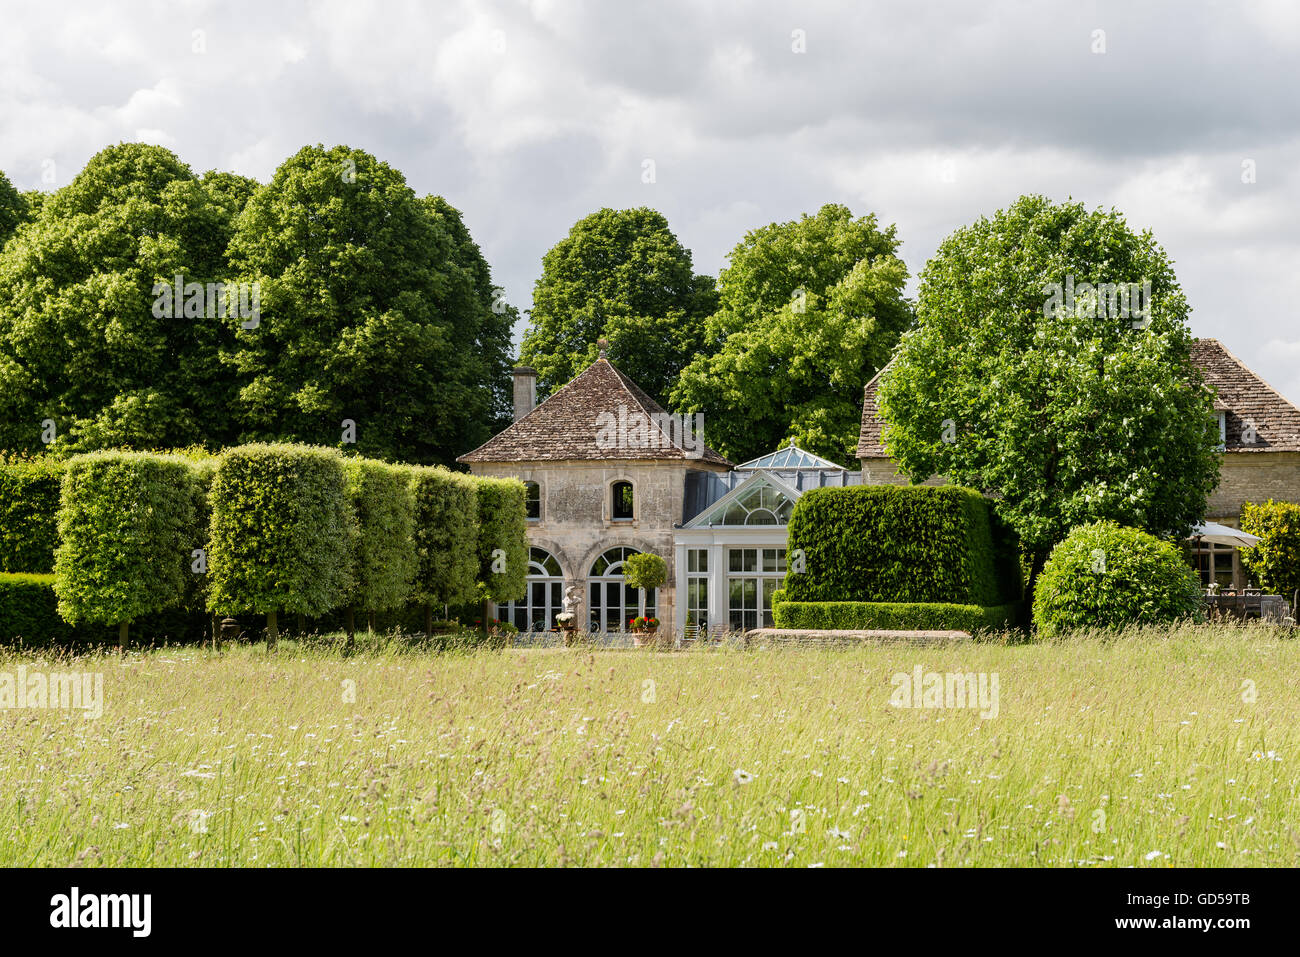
207, 444, 354, 646
344, 458, 417, 632
408, 465, 478, 633
0, 455, 63, 573
473, 476, 528, 604
53, 451, 199, 644
783, 485, 1021, 605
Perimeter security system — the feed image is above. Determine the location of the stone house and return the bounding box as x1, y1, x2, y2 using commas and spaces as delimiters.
856, 337, 1300, 589
457, 347, 732, 635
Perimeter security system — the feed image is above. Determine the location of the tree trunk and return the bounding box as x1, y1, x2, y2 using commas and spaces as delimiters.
481, 597, 493, 631
345, 606, 355, 651
367, 611, 376, 633
1022, 550, 1049, 628
211, 613, 220, 651
266, 610, 278, 650
118, 620, 128, 652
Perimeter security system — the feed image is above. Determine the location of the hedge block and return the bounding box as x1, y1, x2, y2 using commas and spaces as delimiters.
0, 456, 62, 573
783, 485, 1021, 606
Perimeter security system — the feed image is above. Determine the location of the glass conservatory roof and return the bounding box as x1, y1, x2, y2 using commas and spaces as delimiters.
685, 471, 802, 528
735, 445, 844, 471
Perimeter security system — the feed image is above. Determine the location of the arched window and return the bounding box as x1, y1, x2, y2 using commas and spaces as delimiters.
611, 480, 634, 520
498, 546, 563, 633
523, 481, 541, 520
588, 546, 656, 633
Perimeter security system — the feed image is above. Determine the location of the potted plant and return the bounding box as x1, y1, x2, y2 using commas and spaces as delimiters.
556, 611, 577, 644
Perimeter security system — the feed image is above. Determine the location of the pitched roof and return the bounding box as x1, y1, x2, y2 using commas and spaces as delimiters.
1190, 339, 1300, 452
458, 358, 731, 465
857, 339, 1300, 459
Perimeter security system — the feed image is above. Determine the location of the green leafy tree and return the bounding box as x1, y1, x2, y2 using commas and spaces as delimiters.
877, 195, 1220, 593
1239, 500, 1300, 600
0, 170, 27, 246
519, 207, 718, 403
672, 204, 911, 465
0, 143, 238, 453
423, 195, 518, 435
226, 145, 501, 464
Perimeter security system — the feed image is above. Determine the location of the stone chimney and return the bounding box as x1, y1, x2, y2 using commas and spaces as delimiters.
512, 366, 537, 422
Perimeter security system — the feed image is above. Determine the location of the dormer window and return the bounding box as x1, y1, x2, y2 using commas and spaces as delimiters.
612, 480, 634, 520
524, 481, 541, 520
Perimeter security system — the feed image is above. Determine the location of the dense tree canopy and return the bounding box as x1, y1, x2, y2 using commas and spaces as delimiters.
876, 195, 1220, 585
0, 171, 27, 246
0, 143, 238, 453
672, 204, 912, 465
225, 144, 509, 464
519, 207, 717, 404
422, 195, 518, 435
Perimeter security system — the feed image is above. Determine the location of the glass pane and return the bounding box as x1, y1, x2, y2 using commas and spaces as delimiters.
729, 549, 743, 573
744, 579, 757, 610
613, 482, 634, 519
606, 582, 622, 631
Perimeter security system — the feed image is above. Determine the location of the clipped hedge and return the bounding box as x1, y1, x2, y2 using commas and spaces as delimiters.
207, 444, 354, 637
783, 485, 1021, 606
1239, 500, 1300, 600
407, 466, 478, 611
0, 572, 72, 643
53, 451, 199, 641
0, 455, 63, 573
771, 599, 1020, 633
345, 457, 417, 614
0, 572, 207, 646
1032, 521, 1204, 638
473, 475, 528, 603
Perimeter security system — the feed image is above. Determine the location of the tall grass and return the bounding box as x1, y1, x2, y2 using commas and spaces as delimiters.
1, 623, 1296, 866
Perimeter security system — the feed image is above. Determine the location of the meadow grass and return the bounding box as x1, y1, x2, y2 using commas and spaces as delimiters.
1, 623, 1297, 867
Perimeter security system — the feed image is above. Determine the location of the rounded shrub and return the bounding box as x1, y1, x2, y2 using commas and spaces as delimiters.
53, 451, 200, 643
207, 444, 354, 645
1032, 521, 1203, 638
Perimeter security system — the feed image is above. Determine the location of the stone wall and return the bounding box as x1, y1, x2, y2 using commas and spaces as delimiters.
1206, 452, 1300, 520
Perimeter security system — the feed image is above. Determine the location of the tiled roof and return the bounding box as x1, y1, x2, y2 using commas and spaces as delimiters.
458, 358, 731, 465
856, 339, 1300, 458
1190, 339, 1300, 452
855, 360, 893, 458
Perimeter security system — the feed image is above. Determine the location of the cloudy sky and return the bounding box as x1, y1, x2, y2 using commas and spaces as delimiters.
2, 0, 1298, 399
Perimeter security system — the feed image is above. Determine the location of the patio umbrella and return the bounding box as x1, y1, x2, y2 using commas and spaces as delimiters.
1186, 521, 1261, 549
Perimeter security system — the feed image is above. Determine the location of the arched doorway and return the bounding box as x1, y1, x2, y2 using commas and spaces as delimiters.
588, 546, 657, 633
499, 546, 564, 633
